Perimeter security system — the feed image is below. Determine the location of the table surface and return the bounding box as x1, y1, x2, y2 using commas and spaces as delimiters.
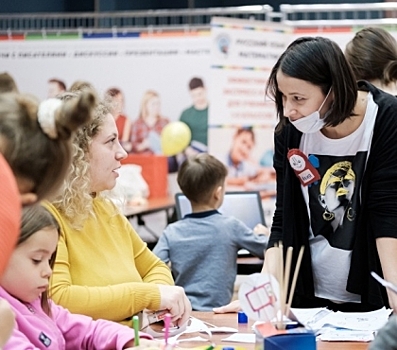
123, 195, 175, 217
186, 311, 369, 350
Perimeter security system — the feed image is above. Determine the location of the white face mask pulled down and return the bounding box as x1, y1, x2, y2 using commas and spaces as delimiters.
289, 88, 332, 134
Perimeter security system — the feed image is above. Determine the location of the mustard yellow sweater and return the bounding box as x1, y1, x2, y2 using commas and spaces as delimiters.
45, 198, 174, 324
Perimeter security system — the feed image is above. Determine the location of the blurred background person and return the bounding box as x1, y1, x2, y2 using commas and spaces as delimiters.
47, 78, 66, 98
130, 90, 169, 154
0, 72, 18, 94
345, 26, 397, 95
104, 87, 132, 151
179, 77, 208, 151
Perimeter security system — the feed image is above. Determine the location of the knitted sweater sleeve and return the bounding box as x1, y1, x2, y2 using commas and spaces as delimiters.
45, 201, 174, 323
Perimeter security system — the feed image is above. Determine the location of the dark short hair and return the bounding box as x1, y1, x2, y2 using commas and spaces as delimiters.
189, 77, 204, 90
177, 153, 227, 205
266, 36, 357, 132
345, 27, 397, 85
48, 78, 66, 92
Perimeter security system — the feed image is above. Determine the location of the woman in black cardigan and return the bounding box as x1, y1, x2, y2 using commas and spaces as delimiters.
215, 36, 397, 314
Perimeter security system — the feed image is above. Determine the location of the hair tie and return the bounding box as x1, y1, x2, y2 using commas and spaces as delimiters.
37, 98, 62, 139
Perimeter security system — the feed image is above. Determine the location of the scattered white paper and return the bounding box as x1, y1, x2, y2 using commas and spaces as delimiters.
322, 307, 391, 331
290, 307, 391, 334
166, 317, 238, 345
290, 307, 330, 326
221, 333, 256, 343
320, 329, 375, 342
167, 317, 212, 344
176, 336, 210, 343
210, 327, 238, 333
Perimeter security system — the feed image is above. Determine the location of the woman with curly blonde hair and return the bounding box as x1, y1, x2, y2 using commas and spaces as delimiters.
45, 94, 191, 326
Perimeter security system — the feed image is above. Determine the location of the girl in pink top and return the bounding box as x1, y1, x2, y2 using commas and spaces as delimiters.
0, 205, 154, 350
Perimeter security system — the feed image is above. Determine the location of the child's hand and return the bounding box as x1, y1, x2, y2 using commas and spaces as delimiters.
213, 299, 241, 314
0, 299, 15, 348
254, 223, 270, 236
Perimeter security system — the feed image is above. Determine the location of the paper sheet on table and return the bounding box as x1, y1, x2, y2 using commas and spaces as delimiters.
319, 329, 375, 342
221, 333, 256, 343
290, 307, 391, 332
177, 336, 210, 343
322, 308, 391, 331
167, 317, 238, 345
290, 307, 330, 325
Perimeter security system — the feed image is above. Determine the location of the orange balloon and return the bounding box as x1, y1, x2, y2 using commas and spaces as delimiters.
0, 154, 20, 276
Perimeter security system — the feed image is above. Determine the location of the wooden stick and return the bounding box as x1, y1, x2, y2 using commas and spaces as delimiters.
277, 242, 284, 329
283, 247, 293, 316
261, 248, 267, 273
285, 246, 305, 317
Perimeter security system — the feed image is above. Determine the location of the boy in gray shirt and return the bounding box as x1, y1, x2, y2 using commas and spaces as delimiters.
153, 153, 268, 311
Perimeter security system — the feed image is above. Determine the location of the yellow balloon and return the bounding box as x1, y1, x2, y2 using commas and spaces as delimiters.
161, 121, 191, 156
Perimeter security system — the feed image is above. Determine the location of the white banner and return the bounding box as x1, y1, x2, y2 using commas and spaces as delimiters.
208, 17, 292, 127
0, 35, 211, 122
207, 17, 292, 218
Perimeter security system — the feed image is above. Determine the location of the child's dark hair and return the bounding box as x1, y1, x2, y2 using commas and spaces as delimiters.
20, 205, 60, 316
48, 78, 66, 92
189, 77, 204, 90
234, 127, 255, 143
105, 87, 122, 97
177, 153, 227, 204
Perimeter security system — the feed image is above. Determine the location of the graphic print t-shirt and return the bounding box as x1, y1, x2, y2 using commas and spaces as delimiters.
300, 92, 378, 303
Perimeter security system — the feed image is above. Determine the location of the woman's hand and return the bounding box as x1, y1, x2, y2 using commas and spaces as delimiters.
157, 285, 191, 326
213, 299, 241, 314
253, 224, 270, 236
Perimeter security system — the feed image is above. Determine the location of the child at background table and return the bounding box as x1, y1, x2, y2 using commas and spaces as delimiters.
0, 205, 155, 350
153, 153, 269, 311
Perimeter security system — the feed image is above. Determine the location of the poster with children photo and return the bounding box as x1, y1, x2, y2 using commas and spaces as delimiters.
208, 125, 276, 197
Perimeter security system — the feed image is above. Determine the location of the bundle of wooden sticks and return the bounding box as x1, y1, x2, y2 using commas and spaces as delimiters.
272, 243, 304, 330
